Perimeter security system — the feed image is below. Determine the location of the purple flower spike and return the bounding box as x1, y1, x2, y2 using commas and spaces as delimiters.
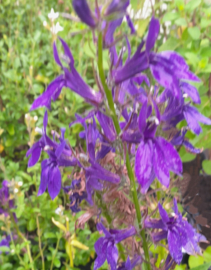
72, 0, 97, 28
144, 198, 206, 265
94, 223, 136, 270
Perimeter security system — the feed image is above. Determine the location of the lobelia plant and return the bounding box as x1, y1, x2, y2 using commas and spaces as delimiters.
26, 0, 211, 269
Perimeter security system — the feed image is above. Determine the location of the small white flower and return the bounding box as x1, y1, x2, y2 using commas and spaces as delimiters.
183, 93, 188, 98
14, 188, 19, 193
43, 21, 48, 27
48, 8, 59, 21
50, 22, 64, 35
18, 181, 23, 187
55, 207, 63, 215
34, 116, 38, 121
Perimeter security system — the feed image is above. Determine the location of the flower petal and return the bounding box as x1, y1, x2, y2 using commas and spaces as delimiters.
30, 75, 65, 110
153, 141, 170, 187
135, 140, 154, 193
146, 17, 160, 54
48, 166, 61, 200
180, 82, 200, 104
183, 105, 211, 135
138, 101, 148, 133
38, 160, 49, 196
94, 238, 108, 270
168, 230, 183, 264
107, 243, 118, 270
72, 0, 97, 28
28, 145, 42, 167
158, 203, 169, 223
157, 137, 182, 175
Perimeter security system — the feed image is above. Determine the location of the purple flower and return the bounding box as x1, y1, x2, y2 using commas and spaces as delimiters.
30, 38, 102, 110
149, 51, 200, 99
0, 235, 11, 254
135, 101, 182, 193
112, 17, 159, 84
171, 129, 201, 154
96, 111, 116, 142
94, 223, 136, 270
0, 181, 16, 217
26, 111, 56, 167
183, 104, 211, 135
161, 92, 211, 135
104, 0, 129, 18
117, 255, 142, 270
72, 0, 97, 28
64, 179, 87, 213
38, 129, 77, 200
144, 198, 206, 264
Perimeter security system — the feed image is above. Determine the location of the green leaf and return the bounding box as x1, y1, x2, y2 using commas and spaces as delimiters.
158, 37, 180, 52
162, 12, 180, 22
27, 218, 36, 232
189, 262, 211, 270
175, 18, 187, 26
189, 255, 204, 268
202, 64, 211, 73
6, 123, 15, 136
175, 0, 185, 10
0, 246, 10, 253
15, 193, 25, 218
16, 171, 31, 182
188, 27, 201, 40
1, 263, 13, 270
185, 52, 198, 67
54, 257, 61, 268
200, 18, 211, 29
202, 160, 211, 175
179, 146, 195, 162
174, 265, 186, 270
200, 47, 211, 58
203, 246, 211, 262
44, 232, 56, 239
185, 0, 201, 12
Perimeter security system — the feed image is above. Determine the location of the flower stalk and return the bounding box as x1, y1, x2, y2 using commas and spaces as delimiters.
97, 32, 151, 270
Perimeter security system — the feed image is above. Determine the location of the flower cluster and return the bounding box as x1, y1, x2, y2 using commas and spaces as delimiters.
145, 199, 207, 265
26, 0, 210, 269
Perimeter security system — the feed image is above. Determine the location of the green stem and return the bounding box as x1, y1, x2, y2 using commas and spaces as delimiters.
125, 150, 151, 270
97, 33, 151, 270
11, 214, 35, 270
50, 235, 61, 270
97, 32, 121, 135
8, 227, 25, 266
36, 215, 45, 270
